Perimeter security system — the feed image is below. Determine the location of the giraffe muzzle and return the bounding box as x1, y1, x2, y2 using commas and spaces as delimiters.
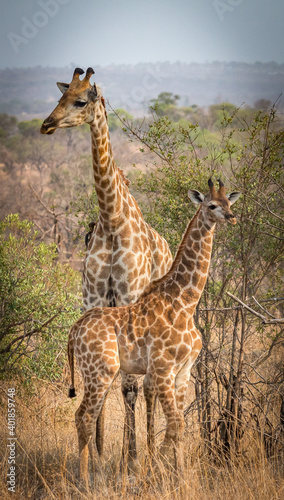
40, 119, 56, 135
225, 213, 237, 225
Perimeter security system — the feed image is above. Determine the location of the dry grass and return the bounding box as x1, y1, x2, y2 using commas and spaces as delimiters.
0, 375, 283, 500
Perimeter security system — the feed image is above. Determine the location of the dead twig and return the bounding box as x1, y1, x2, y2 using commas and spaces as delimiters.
226, 292, 284, 325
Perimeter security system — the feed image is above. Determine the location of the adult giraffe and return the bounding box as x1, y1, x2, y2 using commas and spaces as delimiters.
67, 179, 241, 483
41, 67, 173, 471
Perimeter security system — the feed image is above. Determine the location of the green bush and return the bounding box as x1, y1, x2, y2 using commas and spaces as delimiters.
0, 215, 81, 380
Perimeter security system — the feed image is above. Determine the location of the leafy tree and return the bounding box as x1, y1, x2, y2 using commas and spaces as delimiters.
108, 108, 133, 131
196, 105, 284, 456
0, 113, 18, 138
18, 119, 43, 137
70, 188, 100, 241
149, 92, 180, 118
150, 92, 180, 107
0, 214, 81, 380
208, 102, 238, 128
120, 103, 284, 459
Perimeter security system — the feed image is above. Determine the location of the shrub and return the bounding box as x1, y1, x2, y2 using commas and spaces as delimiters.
0, 214, 81, 380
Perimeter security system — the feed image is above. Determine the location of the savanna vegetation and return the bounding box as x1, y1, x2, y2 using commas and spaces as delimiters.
0, 96, 283, 499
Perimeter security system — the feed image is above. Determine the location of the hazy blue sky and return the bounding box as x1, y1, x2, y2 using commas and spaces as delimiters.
1, 0, 284, 69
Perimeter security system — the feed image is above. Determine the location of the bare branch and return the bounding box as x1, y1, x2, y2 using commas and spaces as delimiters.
0, 311, 61, 357
252, 295, 276, 319
226, 292, 284, 325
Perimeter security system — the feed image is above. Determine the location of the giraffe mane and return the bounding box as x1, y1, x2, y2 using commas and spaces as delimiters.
139, 208, 201, 298
117, 167, 130, 187
101, 96, 108, 120
100, 96, 130, 188
99, 97, 130, 188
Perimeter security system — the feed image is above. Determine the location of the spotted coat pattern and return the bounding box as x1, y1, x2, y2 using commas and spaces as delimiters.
41, 68, 173, 468
68, 181, 241, 482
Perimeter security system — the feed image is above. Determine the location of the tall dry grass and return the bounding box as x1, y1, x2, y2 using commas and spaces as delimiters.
0, 375, 283, 500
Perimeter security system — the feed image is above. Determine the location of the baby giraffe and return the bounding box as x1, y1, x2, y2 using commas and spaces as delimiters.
68, 179, 241, 483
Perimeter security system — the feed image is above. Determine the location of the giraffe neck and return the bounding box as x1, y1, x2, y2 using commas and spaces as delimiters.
164, 207, 215, 312
90, 100, 125, 222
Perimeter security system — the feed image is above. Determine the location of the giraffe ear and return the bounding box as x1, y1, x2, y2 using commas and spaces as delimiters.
57, 82, 69, 94
227, 192, 241, 205
89, 84, 98, 101
188, 189, 205, 205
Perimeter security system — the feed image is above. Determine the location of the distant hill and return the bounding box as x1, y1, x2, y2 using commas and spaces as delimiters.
0, 61, 283, 118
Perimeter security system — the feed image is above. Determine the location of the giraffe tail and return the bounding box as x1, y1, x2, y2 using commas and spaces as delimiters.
69, 387, 76, 398
68, 329, 76, 398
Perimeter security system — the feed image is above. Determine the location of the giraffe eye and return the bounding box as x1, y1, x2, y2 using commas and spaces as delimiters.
209, 205, 217, 210
74, 100, 87, 108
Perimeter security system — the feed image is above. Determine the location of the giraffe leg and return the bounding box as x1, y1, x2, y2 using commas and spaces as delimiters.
75, 395, 90, 485
120, 371, 139, 475
173, 354, 201, 479
155, 375, 185, 472
75, 371, 120, 485
95, 398, 106, 457
175, 355, 197, 414
143, 374, 157, 458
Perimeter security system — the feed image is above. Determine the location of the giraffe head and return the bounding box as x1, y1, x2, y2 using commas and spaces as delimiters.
41, 67, 103, 134
188, 178, 241, 225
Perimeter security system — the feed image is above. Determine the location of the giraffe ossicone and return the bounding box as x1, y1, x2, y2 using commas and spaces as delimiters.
68, 179, 241, 483
41, 68, 173, 471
